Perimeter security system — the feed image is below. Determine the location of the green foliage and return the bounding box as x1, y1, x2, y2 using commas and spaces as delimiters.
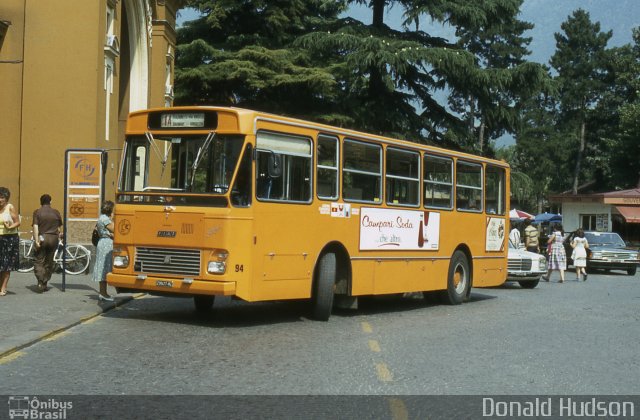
175, 2, 639, 194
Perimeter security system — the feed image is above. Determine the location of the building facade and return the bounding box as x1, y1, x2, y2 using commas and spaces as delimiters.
551, 189, 640, 244
0, 0, 183, 240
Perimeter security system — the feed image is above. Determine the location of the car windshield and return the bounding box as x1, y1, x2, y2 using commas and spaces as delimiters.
584, 232, 626, 248
119, 133, 244, 194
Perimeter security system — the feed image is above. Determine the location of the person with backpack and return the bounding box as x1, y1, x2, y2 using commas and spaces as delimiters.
93, 200, 115, 301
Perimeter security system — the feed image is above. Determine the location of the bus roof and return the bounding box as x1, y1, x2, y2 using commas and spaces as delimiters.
127, 106, 509, 168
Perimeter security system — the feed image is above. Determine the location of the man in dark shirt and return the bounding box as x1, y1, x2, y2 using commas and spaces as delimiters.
32, 194, 63, 292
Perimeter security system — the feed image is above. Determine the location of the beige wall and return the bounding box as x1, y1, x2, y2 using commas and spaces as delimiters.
0, 0, 181, 240
0, 0, 25, 216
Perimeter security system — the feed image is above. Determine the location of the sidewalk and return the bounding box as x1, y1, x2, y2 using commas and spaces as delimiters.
0, 270, 135, 358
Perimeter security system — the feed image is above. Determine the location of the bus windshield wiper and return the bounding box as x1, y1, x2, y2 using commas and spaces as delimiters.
145, 131, 172, 179
188, 131, 216, 189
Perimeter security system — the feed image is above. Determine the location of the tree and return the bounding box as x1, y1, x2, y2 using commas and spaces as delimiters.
295, 0, 548, 151
448, 0, 548, 154
175, 1, 348, 120
549, 9, 611, 194
600, 28, 640, 188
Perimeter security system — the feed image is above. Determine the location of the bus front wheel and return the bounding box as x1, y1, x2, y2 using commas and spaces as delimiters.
311, 252, 336, 321
194, 295, 215, 313
441, 250, 470, 305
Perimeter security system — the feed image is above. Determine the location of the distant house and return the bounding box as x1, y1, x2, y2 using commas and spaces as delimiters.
550, 188, 640, 243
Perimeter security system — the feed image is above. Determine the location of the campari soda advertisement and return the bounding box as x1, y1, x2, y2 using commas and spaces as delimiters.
359, 208, 440, 251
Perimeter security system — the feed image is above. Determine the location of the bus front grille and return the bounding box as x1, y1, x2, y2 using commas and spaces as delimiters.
134, 247, 201, 276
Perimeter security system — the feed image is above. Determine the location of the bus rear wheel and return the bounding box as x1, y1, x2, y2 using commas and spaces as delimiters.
441, 250, 470, 305
311, 252, 336, 321
194, 295, 215, 313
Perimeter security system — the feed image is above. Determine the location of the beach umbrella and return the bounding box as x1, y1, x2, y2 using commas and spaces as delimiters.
509, 209, 535, 220
534, 212, 562, 223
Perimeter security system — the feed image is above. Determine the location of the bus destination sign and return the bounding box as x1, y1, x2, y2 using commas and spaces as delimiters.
161, 112, 205, 128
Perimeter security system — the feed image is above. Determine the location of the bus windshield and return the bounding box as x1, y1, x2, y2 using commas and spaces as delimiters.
120, 133, 245, 194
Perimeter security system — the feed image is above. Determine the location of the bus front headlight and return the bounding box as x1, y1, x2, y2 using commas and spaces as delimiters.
207, 249, 228, 274
112, 247, 129, 268
113, 255, 129, 268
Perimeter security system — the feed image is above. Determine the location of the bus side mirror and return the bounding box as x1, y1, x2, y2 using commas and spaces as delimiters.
268, 154, 282, 178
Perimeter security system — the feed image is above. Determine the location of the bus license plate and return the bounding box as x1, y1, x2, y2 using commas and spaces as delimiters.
156, 280, 173, 288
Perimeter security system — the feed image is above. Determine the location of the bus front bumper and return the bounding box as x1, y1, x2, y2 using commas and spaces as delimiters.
107, 273, 236, 296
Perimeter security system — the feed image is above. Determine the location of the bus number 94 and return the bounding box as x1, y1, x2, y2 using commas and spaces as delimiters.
235, 264, 244, 272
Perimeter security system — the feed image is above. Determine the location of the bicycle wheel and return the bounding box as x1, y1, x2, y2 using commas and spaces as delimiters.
62, 244, 91, 275
18, 239, 36, 273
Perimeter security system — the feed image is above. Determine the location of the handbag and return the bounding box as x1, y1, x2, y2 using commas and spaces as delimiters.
91, 224, 100, 246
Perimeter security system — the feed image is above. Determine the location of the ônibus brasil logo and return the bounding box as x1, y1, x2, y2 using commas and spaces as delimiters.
8, 396, 72, 419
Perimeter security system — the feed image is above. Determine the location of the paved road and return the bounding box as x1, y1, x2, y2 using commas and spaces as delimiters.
2, 270, 639, 399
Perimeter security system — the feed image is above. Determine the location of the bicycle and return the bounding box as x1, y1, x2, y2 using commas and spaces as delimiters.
18, 238, 91, 275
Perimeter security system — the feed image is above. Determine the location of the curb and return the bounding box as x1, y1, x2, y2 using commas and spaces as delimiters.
0, 293, 146, 361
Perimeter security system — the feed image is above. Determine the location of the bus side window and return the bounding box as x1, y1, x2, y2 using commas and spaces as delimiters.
456, 161, 483, 212
255, 131, 312, 203
424, 155, 453, 209
485, 165, 505, 215
317, 134, 339, 200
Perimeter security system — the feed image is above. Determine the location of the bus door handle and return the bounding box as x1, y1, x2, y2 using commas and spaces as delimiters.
267, 252, 308, 258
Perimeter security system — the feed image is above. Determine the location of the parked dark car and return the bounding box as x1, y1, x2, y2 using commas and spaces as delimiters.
563, 231, 639, 275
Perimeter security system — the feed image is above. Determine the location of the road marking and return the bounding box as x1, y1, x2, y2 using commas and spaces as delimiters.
361, 322, 373, 333
0, 351, 25, 365
368, 339, 381, 353
0, 293, 146, 360
387, 397, 409, 420
375, 362, 393, 382
42, 331, 69, 342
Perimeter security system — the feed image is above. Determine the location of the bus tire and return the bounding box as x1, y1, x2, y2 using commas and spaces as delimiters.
311, 252, 336, 321
194, 295, 215, 313
441, 250, 470, 305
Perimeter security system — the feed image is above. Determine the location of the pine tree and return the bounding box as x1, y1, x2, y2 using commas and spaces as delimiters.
549, 9, 611, 194
449, 0, 548, 154
175, 1, 348, 120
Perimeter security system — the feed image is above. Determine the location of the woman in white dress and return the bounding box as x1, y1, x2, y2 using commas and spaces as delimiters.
571, 229, 589, 281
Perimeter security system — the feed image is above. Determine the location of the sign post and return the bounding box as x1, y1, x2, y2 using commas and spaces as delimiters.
63, 150, 105, 291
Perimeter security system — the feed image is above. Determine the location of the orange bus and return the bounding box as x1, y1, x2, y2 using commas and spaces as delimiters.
107, 107, 509, 320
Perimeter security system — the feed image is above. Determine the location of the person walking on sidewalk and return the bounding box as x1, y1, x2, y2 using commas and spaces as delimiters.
571, 229, 589, 281
93, 201, 115, 301
0, 187, 21, 296
32, 194, 63, 292
542, 223, 566, 283
509, 221, 521, 248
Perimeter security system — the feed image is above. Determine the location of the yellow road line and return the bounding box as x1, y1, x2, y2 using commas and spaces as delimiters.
0, 351, 25, 365
361, 321, 373, 333
368, 339, 381, 353
375, 362, 393, 382
42, 331, 69, 342
0, 292, 147, 361
387, 397, 409, 420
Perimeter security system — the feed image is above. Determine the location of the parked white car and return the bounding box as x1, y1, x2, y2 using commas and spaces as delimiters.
507, 241, 547, 288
